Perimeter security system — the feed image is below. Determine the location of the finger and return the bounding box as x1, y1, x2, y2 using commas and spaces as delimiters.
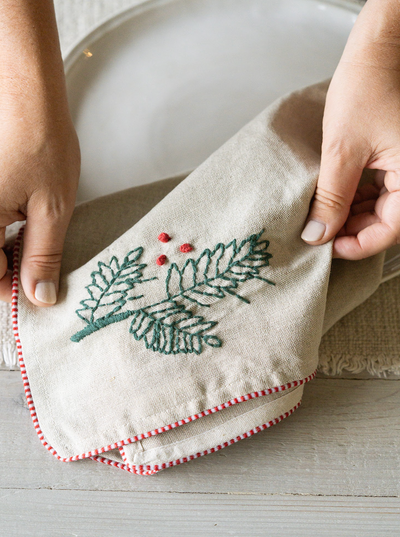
383, 169, 400, 193
341, 210, 380, 236
333, 220, 397, 259
301, 142, 366, 245
350, 199, 377, 216
20, 203, 72, 307
373, 169, 386, 189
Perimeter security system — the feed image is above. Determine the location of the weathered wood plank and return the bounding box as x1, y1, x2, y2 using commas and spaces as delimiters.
4, 365, 400, 378
1, 489, 399, 536
1, 371, 400, 496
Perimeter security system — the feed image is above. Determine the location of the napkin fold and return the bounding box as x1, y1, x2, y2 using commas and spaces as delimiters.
12, 79, 384, 475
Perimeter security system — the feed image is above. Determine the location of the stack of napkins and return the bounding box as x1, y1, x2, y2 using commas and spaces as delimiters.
12, 80, 384, 475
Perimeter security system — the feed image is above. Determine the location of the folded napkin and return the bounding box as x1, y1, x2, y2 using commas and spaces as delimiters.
12, 80, 384, 475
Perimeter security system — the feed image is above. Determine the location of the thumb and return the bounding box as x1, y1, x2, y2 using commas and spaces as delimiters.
20, 204, 71, 307
301, 147, 364, 244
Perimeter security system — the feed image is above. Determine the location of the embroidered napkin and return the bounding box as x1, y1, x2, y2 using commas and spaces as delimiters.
12, 79, 384, 475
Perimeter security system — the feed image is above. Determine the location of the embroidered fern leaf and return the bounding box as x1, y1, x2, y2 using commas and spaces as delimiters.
71, 228, 275, 353
165, 229, 274, 308
71, 248, 156, 341
129, 301, 221, 354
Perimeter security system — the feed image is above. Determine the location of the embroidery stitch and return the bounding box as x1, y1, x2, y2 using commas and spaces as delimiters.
71, 229, 275, 355
70, 248, 157, 342
180, 243, 193, 253
158, 233, 171, 243
156, 254, 167, 266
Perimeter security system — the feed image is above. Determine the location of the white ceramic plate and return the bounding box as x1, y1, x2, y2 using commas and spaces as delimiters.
64, 0, 400, 279
65, 0, 360, 200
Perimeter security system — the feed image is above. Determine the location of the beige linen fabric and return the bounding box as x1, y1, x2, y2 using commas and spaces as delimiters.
15, 80, 385, 474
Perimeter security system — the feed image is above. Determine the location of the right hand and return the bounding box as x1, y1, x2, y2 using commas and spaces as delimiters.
301, 0, 400, 260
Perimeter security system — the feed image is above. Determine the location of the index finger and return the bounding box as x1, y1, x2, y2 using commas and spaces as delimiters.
333, 218, 398, 260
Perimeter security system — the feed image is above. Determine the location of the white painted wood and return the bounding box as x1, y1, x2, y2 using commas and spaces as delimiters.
316, 370, 400, 379
2, 371, 400, 497
1, 489, 399, 536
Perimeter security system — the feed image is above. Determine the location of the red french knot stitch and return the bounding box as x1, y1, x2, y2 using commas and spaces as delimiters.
156, 254, 167, 266
179, 243, 193, 253
158, 233, 171, 243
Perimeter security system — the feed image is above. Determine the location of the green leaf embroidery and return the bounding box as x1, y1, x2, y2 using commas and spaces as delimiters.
129, 301, 221, 355
71, 229, 275, 355
70, 248, 157, 342
165, 231, 275, 308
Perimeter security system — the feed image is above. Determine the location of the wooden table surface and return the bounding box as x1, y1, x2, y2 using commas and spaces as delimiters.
2, 369, 400, 535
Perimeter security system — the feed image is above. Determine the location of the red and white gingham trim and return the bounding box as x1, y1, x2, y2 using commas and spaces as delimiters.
12, 226, 315, 476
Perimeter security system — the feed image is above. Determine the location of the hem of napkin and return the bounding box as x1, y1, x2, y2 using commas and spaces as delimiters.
89, 399, 302, 476
122, 384, 304, 470
11, 226, 313, 475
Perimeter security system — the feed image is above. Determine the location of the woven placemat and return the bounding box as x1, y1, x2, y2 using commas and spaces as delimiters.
318, 275, 400, 376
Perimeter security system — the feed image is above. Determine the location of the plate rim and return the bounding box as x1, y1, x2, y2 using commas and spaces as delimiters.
62, 0, 362, 74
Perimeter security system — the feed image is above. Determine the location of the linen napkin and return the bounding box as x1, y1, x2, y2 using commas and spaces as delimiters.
12, 79, 384, 475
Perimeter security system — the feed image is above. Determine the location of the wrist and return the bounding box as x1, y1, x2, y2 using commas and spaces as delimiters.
0, 1, 69, 112
0, 72, 71, 130
341, 0, 400, 69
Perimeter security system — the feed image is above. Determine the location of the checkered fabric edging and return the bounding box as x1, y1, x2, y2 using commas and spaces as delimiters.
12, 226, 315, 476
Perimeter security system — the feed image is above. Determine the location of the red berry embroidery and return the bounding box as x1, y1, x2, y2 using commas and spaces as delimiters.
156, 254, 167, 266
158, 233, 171, 243
180, 243, 193, 253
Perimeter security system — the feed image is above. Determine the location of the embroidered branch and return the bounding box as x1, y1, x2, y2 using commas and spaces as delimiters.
70, 248, 156, 341
71, 229, 275, 355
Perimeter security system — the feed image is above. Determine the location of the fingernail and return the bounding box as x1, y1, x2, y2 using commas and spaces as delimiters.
301, 220, 326, 242
35, 281, 57, 305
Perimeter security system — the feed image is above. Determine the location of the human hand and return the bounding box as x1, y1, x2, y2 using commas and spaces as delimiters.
0, 0, 80, 306
0, 82, 80, 305
301, 0, 400, 260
